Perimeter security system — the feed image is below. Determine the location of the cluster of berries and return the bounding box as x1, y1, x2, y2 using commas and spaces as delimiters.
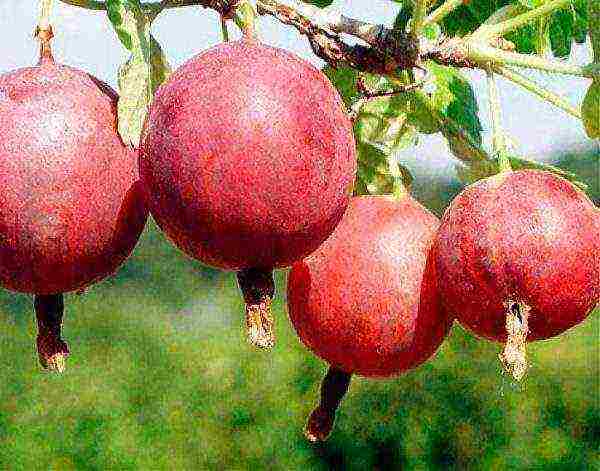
0, 33, 597, 440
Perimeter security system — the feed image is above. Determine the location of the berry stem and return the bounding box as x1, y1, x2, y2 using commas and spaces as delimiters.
38, 0, 54, 29
234, 0, 257, 40
410, 0, 430, 39
424, 0, 464, 28
486, 67, 512, 173
305, 366, 352, 443
36, 0, 55, 62
493, 66, 582, 120
237, 268, 275, 349
34, 294, 70, 373
472, 0, 570, 40
498, 299, 530, 382
221, 15, 230, 42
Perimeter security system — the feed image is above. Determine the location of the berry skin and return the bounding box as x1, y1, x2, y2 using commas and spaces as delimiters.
287, 195, 452, 442
0, 40, 148, 371
0, 57, 147, 295
288, 195, 450, 377
140, 39, 356, 348
432, 170, 599, 379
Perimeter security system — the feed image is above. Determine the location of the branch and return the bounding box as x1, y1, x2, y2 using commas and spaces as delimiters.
57, 0, 595, 80
256, 0, 418, 74
58, 0, 238, 15
424, 0, 463, 28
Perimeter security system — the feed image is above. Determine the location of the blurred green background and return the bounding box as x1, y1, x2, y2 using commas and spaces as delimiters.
0, 150, 597, 470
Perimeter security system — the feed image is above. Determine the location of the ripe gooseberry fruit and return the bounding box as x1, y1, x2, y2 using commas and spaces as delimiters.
287, 195, 452, 441
433, 170, 599, 381
140, 39, 356, 349
0, 28, 148, 371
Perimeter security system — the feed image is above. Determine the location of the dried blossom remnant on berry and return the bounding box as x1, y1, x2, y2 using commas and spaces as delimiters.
499, 299, 531, 382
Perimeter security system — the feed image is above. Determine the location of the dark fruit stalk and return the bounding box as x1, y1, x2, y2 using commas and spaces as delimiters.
34, 24, 53, 61
34, 294, 69, 373
305, 366, 352, 442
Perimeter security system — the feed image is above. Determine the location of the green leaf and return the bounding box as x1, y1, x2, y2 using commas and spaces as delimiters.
323, 66, 360, 108
332, 62, 484, 163
549, 6, 574, 57
572, 0, 589, 43
582, 80, 600, 139
106, 0, 147, 52
440, 0, 515, 37
117, 35, 171, 147
422, 22, 442, 40
590, 0, 600, 62
300, 0, 334, 7
413, 63, 483, 149
354, 142, 414, 196
107, 1, 171, 146
355, 105, 416, 153
323, 66, 416, 196
393, 1, 414, 33
438, 0, 588, 56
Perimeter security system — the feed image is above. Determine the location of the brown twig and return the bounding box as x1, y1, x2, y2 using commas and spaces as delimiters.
256, 0, 418, 74
57, 0, 482, 73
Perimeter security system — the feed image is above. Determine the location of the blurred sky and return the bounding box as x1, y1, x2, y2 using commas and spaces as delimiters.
0, 0, 596, 184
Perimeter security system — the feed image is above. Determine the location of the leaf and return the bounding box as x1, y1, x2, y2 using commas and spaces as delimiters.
117, 35, 171, 147
590, 0, 600, 62
571, 0, 589, 43
354, 142, 414, 196
438, 0, 588, 56
106, 0, 171, 147
106, 0, 145, 52
440, 0, 516, 37
548, 5, 574, 57
393, 1, 414, 33
353, 89, 417, 195
356, 105, 417, 153
323, 66, 416, 196
300, 0, 334, 7
581, 80, 600, 139
330, 62, 485, 164
323, 66, 360, 108
413, 63, 483, 153
422, 22, 442, 40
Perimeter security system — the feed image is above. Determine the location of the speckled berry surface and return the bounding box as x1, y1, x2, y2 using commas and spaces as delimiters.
433, 170, 599, 342
0, 58, 148, 295
139, 39, 356, 271
287, 195, 452, 377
